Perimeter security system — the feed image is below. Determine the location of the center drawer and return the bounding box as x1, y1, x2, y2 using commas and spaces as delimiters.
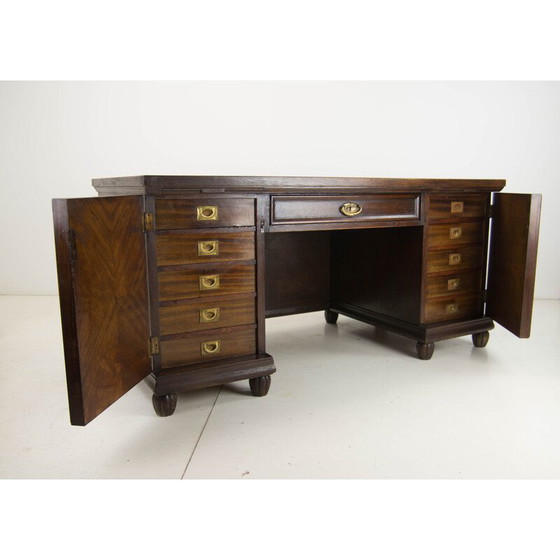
271, 195, 420, 225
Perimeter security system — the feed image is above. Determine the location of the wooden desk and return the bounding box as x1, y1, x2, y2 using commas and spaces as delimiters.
52, 176, 541, 425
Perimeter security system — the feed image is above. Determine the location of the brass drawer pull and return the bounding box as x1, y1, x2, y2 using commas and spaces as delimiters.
340, 202, 363, 217
449, 253, 462, 265
450, 201, 464, 213
199, 307, 220, 323
201, 340, 221, 355
197, 206, 218, 221
450, 227, 463, 239
199, 274, 220, 290
447, 278, 460, 290
446, 303, 459, 314
198, 240, 219, 256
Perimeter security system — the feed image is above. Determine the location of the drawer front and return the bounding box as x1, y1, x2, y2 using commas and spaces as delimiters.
271, 195, 420, 225
425, 271, 483, 298
160, 296, 256, 335
158, 264, 255, 301
429, 195, 488, 220
155, 198, 255, 230
427, 221, 485, 249
427, 247, 485, 274
156, 232, 255, 266
160, 325, 256, 368
424, 293, 482, 323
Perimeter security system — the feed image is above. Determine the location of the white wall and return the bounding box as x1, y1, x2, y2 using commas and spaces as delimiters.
1, 81, 558, 297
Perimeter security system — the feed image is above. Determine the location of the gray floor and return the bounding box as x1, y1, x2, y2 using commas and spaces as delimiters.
1, 295, 559, 479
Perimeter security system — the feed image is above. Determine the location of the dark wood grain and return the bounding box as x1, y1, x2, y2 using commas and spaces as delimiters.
426, 246, 485, 274
486, 193, 542, 338
424, 293, 482, 323
427, 221, 485, 249
52, 196, 151, 426
428, 195, 489, 220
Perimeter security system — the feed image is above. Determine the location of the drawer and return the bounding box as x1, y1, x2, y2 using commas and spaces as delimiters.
160, 325, 256, 368
155, 198, 255, 230
159, 295, 256, 335
427, 221, 485, 249
428, 195, 488, 220
158, 263, 255, 301
425, 271, 483, 298
156, 232, 255, 266
427, 246, 485, 274
271, 195, 420, 225
424, 293, 482, 323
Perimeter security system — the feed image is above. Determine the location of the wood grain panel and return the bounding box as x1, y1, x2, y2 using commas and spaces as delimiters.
52, 196, 151, 426
426, 247, 485, 274
160, 296, 256, 335
486, 193, 542, 337
158, 263, 255, 301
155, 198, 255, 229
156, 231, 255, 266
424, 293, 482, 323
160, 325, 256, 368
425, 271, 483, 297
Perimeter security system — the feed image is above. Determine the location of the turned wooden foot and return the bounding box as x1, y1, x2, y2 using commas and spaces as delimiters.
249, 375, 271, 397
325, 309, 339, 324
152, 393, 177, 417
472, 331, 490, 348
416, 342, 435, 360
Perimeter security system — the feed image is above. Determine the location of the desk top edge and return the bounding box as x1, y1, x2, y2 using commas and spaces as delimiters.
92, 175, 506, 193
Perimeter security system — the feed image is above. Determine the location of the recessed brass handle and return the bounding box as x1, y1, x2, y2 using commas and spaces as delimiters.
446, 303, 459, 314
448, 278, 460, 290
198, 240, 219, 256
449, 253, 462, 265
201, 340, 221, 355
340, 202, 363, 217
197, 206, 218, 221
199, 274, 220, 290
200, 307, 220, 323
450, 227, 463, 239
451, 201, 464, 213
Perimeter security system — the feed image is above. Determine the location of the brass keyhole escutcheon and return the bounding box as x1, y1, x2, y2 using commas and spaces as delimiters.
340, 202, 363, 217
199, 275, 220, 290
200, 308, 220, 323
449, 253, 462, 265
197, 206, 218, 221
448, 278, 460, 290
198, 240, 219, 256
201, 340, 221, 355
451, 201, 464, 213
446, 303, 459, 314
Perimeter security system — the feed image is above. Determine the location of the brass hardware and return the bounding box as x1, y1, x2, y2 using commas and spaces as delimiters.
447, 278, 460, 290
449, 253, 462, 265
149, 336, 160, 355
197, 206, 218, 221
201, 340, 221, 355
200, 307, 220, 323
449, 227, 463, 239
446, 303, 459, 314
340, 202, 363, 217
450, 201, 464, 213
143, 212, 154, 232
199, 274, 220, 290
197, 240, 219, 256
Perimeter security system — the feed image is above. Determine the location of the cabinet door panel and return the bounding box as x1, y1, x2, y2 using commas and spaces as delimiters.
52, 196, 151, 425
486, 193, 541, 337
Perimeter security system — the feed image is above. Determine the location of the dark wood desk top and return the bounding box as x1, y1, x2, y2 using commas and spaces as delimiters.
93, 175, 506, 195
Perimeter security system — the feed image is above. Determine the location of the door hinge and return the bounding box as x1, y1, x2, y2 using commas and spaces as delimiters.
149, 336, 160, 356
488, 205, 495, 218
143, 212, 154, 232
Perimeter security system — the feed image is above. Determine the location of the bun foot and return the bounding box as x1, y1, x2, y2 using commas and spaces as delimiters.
152, 393, 177, 417
416, 342, 435, 360
472, 331, 490, 348
249, 375, 271, 397
325, 309, 339, 324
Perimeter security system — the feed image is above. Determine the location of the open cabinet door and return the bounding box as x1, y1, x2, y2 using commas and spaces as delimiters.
486, 193, 542, 338
53, 196, 152, 425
